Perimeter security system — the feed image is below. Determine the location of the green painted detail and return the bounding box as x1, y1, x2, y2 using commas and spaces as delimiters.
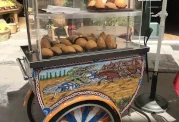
66, 76, 82, 81
67, 67, 79, 75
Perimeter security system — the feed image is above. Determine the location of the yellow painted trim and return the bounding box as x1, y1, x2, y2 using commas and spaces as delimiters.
23, 89, 33, 106
43, 95, 121, 122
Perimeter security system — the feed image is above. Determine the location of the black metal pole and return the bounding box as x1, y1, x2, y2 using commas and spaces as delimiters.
149, 71, 158, 99
145, 53, 150, 82
23, 0, 33, 53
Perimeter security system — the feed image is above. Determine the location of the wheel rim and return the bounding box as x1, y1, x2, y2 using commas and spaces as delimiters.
31, 95, 45, 122
56, 104, 115, 122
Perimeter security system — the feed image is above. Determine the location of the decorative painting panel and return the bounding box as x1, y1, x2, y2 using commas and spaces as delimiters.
33, 55, 145, 115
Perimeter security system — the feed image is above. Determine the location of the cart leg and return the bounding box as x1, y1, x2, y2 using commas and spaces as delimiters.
128, 106, 132, 116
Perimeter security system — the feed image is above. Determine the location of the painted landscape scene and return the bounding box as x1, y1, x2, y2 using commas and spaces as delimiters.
37, 56, 144, 111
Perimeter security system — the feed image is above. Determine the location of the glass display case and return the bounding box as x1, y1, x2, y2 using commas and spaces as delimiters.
27, 0, 146, 61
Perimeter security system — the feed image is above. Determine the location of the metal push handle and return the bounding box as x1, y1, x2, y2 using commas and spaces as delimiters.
16, 58, 30, 80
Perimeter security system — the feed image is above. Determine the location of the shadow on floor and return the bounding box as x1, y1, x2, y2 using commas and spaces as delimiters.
0, 83, 30, 122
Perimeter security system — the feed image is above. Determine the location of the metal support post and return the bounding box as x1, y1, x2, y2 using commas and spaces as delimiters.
135, 0, 169, 113
23, 0, 33, 53
126, 0, 131, 43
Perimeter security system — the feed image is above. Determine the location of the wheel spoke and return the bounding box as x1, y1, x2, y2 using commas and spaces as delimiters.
65, 113, 77, 122
85, 107, 100, 122
74, 108, 82, 122
58, 104, 115, 122
97, 114, 110, 122
82, 106, 90, 122
89, 112, 106, 122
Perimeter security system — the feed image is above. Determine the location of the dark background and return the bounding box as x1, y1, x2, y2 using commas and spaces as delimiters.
151, 0, 179, 35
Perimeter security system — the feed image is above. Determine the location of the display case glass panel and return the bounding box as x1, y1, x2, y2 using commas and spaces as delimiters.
27, 0, 144, 60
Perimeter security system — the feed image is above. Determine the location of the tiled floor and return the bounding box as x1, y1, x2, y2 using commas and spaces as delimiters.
122, 111, 176, 122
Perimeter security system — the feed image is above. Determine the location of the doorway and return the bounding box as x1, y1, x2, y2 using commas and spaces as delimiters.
164, 0, 179, 40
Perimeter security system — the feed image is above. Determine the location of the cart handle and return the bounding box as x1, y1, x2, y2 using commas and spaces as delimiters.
16, 58, 30, 80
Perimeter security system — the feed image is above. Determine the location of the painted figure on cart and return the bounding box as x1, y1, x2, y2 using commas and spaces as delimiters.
33, 55, 144, 115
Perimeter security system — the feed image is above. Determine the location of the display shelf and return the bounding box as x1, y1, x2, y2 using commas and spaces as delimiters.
21, 39, 149, 68
35, 10, 142, 19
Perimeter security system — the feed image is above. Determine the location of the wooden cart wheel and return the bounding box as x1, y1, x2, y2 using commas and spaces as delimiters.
27, 92, 45, 122
49, 100, 121, 122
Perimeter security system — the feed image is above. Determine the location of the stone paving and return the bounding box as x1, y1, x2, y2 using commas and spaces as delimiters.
147, 44, 179, 72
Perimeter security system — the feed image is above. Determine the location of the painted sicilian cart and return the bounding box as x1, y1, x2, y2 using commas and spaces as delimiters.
17, 0, 149, 121
18, 44, 149, 122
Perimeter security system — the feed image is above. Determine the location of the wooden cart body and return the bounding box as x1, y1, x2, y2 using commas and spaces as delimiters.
19, 43, 149, 121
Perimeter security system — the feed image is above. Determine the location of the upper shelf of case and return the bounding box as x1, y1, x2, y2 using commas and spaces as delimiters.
35, 10, 142, 19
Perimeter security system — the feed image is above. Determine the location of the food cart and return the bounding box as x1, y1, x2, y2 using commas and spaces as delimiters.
17, 0, 150, 121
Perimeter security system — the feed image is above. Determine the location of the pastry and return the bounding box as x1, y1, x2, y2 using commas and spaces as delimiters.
99, 32, 106, 40
61, 39, 72, 46
114, 0, 126, 8
87, 36, 96, 41
85, 40, 97, 50
95, 0, 105, 8
67, 35, 78, 42
72, 44, 83, 52
61, 46, 76, 53
51, 41, 60, 46
105, 2, 117, 9
41, 48, 54, 57
105, 34, 117, 49
75, 38, 88, 48
54, 43, 66, 49
88, 0, 96, 7
107, 0, 115, 3
50, 47, 63, 55
97, 37, 106, 49
91, 33, 96, 40
41, 37, 51, 48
